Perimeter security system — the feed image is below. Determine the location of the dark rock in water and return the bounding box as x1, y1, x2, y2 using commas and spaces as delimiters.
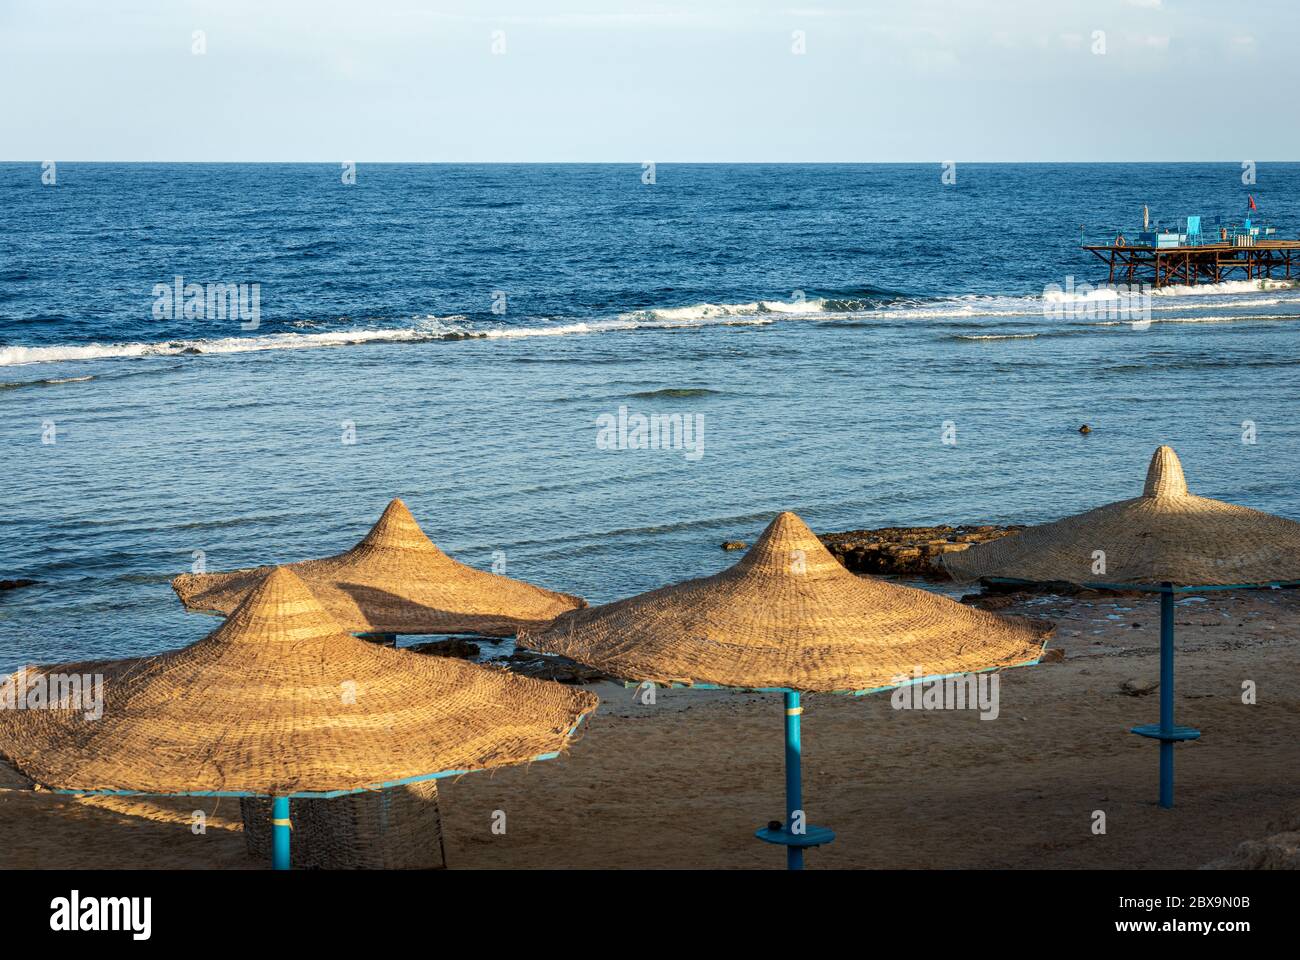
1078, 424, 1092, 434
501, 651, 611, 684
407, 638, 481, 659
721, 541, 748, 551
979, 578, 1142, 599
0, 579, 37, 591
961, 593, 1017, 610
817, 525, 1023, 579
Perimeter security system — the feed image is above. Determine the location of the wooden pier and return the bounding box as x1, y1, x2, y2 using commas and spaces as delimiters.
1083, 239, 1300, 289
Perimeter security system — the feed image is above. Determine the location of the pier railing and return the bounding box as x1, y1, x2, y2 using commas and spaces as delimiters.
1081, 226, 1279, 249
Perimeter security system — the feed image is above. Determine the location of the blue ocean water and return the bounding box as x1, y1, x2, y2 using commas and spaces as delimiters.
3, 162, 1300, 670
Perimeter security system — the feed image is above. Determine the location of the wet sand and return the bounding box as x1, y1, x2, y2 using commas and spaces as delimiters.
2, 589, 1297, 869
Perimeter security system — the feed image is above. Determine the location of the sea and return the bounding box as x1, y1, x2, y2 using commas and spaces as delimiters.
3, 162, 1300, 670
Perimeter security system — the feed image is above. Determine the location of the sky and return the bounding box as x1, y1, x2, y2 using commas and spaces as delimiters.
1, 0, 1297, 162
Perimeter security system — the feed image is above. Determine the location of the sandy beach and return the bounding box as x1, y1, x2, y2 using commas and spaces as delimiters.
3, 586, 1296, 870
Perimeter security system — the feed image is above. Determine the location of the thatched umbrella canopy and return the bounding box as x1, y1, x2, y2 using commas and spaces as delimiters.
942, 445, 1300, 587
941, 445, 1300, 809
172, 499, 584, 637
521, 511, 1050, 868
0, 567, 597, 866
526, 511, 1047, 692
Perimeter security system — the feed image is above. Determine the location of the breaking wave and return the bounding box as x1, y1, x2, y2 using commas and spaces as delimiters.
0, 374, 96, 391
0, 319, 473, 367
952, 333, 1040, 341
5, 280, 1300, 367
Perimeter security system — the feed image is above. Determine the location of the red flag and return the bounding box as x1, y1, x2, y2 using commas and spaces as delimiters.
1248, 195, 1258, 210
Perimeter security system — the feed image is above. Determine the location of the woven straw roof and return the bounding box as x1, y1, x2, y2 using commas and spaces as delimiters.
942, 445, 1300, 587
172, 499, 584, 636
520, 512, 1049, 692
0, 567, 597, 796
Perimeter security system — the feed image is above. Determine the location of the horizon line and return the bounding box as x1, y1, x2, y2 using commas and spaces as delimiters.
2, 159, 1292, 165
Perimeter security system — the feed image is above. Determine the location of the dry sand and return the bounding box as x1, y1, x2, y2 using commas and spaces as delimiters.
2, 588, 1297, 869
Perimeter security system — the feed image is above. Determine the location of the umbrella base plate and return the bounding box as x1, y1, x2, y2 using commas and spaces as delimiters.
1130, 723, 1201, 742
754, 824, 836, 848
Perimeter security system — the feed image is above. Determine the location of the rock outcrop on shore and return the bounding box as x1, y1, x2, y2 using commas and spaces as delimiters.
500, 651, 613, 684
816, 525, 1022, 578
399, 635, 613, 683
1205, 810, 1300, 869
406, 637, 481, 659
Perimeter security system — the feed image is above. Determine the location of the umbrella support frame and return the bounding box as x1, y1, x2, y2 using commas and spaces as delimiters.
1128, 585, 1201, 809
754, 692, 835, 869
986, 575, 1296, 811
271, 796, 291, 870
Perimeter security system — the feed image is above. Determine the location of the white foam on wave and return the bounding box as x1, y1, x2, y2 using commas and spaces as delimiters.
0, 374, 97, 390
619, 299, 828, 323
0, 308, 784, 367
1091, 312, 1300, 327
0, 318, 471, 367
758, 298, 829, 314
954, 333, 1040, 341
1045, 279, 1299, 304
1043, 288, 1131, 304
7, 281, 1300, 368
1151, 278, 1299, 298
479, 313, 778, 339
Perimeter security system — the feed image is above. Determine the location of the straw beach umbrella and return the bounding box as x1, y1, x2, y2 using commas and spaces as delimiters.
172, 498, 584, 640
0, 567, 597, 869
942, 445, 1300, 808
521, 511, 1050, 869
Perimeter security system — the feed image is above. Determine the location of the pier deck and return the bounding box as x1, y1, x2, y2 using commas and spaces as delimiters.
1083, 239, 1300, 289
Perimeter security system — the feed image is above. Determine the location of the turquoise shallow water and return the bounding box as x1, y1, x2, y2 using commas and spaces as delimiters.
3, 163, 1300, 669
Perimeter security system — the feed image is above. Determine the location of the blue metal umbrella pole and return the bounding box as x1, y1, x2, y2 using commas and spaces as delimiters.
271, 796, 292, 870
1130, 584, 1200, 808
755, 691, 835, 869
783, 692, 804, 870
